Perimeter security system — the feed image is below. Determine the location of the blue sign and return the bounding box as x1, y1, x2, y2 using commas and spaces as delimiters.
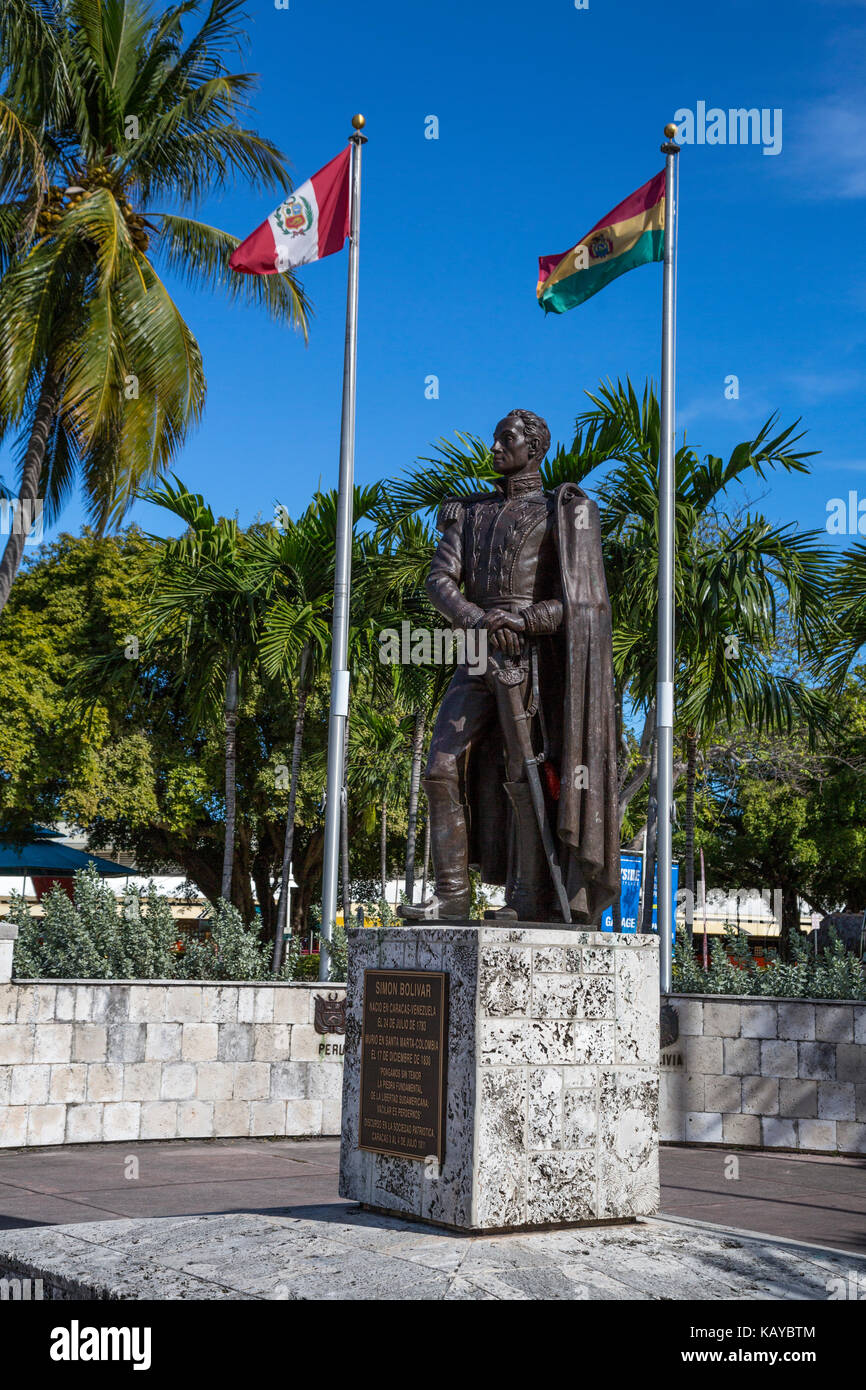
601, 855, 679, 939
601, 853, 642, 933
651, 859, 679, 943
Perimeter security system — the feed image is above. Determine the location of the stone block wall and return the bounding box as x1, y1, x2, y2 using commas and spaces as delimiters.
4, 939, 864, 1157
0, 975, 345, 1148
661, 994, 866, 1154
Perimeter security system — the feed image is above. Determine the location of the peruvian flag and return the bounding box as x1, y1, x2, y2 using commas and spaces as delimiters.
229, 147, 350, 276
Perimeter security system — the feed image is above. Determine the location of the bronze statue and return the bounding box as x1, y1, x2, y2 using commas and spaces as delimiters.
402, 409, 620, 926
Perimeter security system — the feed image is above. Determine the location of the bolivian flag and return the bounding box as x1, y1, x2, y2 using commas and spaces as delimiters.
537, 171, 665, 314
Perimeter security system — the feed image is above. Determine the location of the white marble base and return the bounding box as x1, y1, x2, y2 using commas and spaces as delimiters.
3, 1206, 858, 1301
338, 926, 660, 1231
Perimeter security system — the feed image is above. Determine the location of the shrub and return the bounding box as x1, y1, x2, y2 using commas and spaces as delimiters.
10, 867, 324, 982
673, 926, 866, 1000
293, 951, 320, 980
328, 925, 348, 982
10, 871, 179, 980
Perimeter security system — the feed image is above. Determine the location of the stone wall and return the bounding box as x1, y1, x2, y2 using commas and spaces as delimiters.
661, 994, 866, 1154
4, 930, 865, 1157
0, 971, 346, 1148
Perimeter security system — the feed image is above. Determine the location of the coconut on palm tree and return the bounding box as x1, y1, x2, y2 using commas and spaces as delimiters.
0, 0, 308, 614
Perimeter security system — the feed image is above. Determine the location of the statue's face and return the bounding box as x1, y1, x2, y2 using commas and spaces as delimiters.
491, 415, 535, 475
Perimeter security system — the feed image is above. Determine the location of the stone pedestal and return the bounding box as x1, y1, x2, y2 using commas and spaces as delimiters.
338, 925, 659, 1231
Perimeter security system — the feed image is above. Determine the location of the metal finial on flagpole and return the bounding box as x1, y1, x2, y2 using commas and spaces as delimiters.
319, 117, 366, 980
655, 120, 680, 994
349, 115, 367, 152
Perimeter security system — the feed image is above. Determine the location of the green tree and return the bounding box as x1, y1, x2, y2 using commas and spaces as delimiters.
0, 526, 323, 934
0, 526, 154, 840
567, 382, 833, 931
139, 477, 270, 903
303, 484, 385, 932
254, 481, 387, 944
0, 0, 308, 614
833, 540, 866, 679
363, 510, 452, 901
253, 504, 332, 968
699, 669, 866, 938
347, 685, 413, 900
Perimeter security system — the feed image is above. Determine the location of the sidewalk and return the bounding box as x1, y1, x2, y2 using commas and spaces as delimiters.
0, 1139, 863, 1254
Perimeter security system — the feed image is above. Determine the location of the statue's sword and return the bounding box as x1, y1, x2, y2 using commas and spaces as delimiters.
502, 679, 572, 925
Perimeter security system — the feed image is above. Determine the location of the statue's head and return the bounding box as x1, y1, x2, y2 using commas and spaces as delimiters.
491, 409, 550, 476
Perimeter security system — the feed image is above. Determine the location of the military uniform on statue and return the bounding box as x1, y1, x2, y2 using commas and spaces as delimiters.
401, 408, 620, 927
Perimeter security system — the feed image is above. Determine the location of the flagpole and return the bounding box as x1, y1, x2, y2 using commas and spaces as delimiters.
319, 114, 366, 981
656, 121, 680, 995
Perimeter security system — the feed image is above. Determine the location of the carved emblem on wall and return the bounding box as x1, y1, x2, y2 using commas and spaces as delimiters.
660, 1003, 680, 1050
313, 992, 347, 1035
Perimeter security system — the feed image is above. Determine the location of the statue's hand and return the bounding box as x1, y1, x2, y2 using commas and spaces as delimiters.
479, 609, 525, 657
478, 609, 525, 632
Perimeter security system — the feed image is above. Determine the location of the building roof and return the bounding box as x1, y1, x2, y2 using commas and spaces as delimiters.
0, 837, 131, 877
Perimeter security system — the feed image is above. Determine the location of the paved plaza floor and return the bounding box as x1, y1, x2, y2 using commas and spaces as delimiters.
1, 1139, 864, 1252
0, 1140, 863, 1300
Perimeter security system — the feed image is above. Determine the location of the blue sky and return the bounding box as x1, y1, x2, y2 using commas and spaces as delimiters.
16, 0, 866, 547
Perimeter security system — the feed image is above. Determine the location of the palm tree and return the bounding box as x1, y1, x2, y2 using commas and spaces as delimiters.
365, 510, 456, 902
831, 542, 866, 679
253, 508, 331, 969
0, 0, 308, 614
347, 692, 413, 901
257, 482, 384, 949
566, 382, 833, 931
142, 476, 266, 904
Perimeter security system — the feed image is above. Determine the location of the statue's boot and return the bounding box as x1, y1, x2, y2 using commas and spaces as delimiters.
400, 779, 471, 921
491, 780, 554, 922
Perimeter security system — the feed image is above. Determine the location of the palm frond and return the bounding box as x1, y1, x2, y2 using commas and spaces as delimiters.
155, 213, 310, 333
378, 433, 496, 526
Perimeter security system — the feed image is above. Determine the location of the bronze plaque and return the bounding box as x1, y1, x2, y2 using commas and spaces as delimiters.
358, 969, 448, 1162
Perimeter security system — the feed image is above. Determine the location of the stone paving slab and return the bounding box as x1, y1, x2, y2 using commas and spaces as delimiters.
1, 1203, 864, 1301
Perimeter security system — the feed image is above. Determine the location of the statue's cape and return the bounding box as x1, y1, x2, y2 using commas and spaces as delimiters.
466, 482, 620, 925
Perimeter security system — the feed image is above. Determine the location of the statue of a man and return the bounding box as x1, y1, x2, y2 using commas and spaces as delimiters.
402, 408, 620, 926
